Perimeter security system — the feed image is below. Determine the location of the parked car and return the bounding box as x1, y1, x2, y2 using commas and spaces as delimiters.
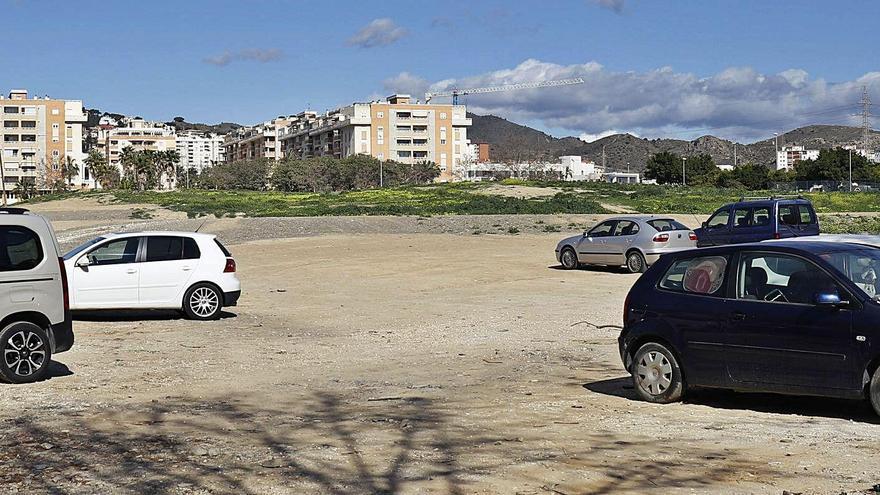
619, 239, 880, 416
555, 216, 697, 273
0, 208, 74, 383
693, 196, 818, 247
63, 232, 240, 320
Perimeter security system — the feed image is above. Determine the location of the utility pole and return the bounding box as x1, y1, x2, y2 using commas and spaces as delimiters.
773, 133, 779, 170
602, 145, 606, 171
733, 143, 737, 167
379, 160, 384, 187
682, 156, 687, 186
849, 148, 853, 192
861, 85, 872, 159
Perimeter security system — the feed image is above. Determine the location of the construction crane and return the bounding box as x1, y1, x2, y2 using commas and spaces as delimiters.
425, 77, 585, 105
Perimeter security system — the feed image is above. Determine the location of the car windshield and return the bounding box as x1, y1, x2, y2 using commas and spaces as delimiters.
819, 245, 880, 302
647, 219, 689, 232
63, 237, 105, 260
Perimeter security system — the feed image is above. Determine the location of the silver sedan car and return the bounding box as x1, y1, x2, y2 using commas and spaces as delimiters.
555, 216, 697, 273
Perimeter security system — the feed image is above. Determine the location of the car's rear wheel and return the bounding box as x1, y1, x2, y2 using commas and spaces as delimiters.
626, 250, 647, 273
560, 248, 579, 270
632, 342, 684, 404
0, 322, 51, 384
183, 283, 223, 320
868, 366, 880, 417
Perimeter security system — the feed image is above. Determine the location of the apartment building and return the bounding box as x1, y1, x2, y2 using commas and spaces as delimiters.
176, 131, 225, 172
279, 95, 472, 182
92, 117, 177, 188
776, 145, 819, 171
223, 117, 288, 162
0, 89, 87, 197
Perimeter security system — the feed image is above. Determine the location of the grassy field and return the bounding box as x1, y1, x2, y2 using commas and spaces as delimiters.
22, 182, 880, 234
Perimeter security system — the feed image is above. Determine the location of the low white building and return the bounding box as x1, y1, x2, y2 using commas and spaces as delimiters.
776, 145, 819, 171
603, 172, 640, 184
457, 155, 601, 182
176, 131, 225, 173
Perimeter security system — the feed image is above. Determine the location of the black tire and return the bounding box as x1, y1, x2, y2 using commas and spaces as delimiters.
0, 322, 51, 384
183, 283, 223, 321
626, 250, 647, 273
869, 366, 880, 417
560, 248, 579, 270
631, 342, 684, 404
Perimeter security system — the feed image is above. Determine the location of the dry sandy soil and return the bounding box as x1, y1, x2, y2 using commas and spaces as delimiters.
1, 200, 879, 494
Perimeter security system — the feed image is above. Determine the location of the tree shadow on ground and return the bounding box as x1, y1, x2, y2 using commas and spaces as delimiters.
585, 376, 880, 424
73, 309, 237, 322
0, 391, 781, 494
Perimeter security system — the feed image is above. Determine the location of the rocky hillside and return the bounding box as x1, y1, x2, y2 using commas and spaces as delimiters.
468, 114, 879, 172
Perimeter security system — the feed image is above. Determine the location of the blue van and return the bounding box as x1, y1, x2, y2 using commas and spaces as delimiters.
694, 197, 819, 247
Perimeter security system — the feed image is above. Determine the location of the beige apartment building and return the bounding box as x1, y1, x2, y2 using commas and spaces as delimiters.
223, 117, 288, 162
278, 95, 472, 182
93, 117, 177, 188
0, 89, 87, 198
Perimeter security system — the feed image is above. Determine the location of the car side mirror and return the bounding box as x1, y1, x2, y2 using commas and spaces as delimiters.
815, 291, 847, 307
701, 221, 707, 229
75, 257, 90, 268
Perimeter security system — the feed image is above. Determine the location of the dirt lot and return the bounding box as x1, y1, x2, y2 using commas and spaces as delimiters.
1, 200, 879, 494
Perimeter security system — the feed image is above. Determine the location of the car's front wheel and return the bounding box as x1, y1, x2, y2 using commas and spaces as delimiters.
631, 342, 684, 404
183, 283, 223, 320
560, 248, 579, 270
0, 322, 51, 384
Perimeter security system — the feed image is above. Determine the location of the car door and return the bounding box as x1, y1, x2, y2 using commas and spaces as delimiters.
731, 206, 772, 243
724, 251, 859, 391
578, 220, 617, 264
702, 207, 732, 246
607, 220, 639, 265
137, 236, 201, 307
71, 237, 141, 308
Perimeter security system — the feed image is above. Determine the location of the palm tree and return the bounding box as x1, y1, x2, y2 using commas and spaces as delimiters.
62, 156, 79, 189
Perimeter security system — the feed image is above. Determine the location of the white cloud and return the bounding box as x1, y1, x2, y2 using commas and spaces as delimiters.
386, 59, 880, 141
347, 18, 407, 48
204, 48, 282, 67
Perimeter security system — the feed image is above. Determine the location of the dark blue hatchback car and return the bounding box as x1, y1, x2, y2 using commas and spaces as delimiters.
694, 197, 819, 247
619, 240, 880, 415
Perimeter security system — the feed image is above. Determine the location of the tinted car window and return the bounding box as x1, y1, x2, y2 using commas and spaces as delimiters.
819, 246, 880, 301
733, 208, 750, 228
779, 205, 799, 226
88, 238, 139, 266
146, 236, 200, 262
659, 256, 728, 295
647, 219, 688, 231
613, 221, 639, 236
738, 252, 843, 305
798, 206, 815, 225
588, 221, 616, 237
0, 226, 43, 271
707, 210, 729, 229
753, 207, 770, 226
183, 238, 200, 260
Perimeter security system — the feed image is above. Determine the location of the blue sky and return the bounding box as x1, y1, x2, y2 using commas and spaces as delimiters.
3, 0, 878, 142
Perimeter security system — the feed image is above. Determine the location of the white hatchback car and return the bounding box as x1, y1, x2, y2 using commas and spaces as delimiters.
63, 232, 240, 320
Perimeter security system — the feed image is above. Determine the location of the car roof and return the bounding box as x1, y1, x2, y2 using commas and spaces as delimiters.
603, 215, 680, 222
722, 198, 813, 208
674, 239, 879, 258
101, 231, 216, 240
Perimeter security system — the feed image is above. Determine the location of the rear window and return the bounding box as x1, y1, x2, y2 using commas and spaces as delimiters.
647, 219, 689, 232
146, 236, 201, 262
214, 239, 232, 257
659, 256, 728, 295
0, 226, 43, 271
779, 204, 815, 226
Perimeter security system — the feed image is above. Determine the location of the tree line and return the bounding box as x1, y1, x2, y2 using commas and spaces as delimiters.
644, 148, 879, 189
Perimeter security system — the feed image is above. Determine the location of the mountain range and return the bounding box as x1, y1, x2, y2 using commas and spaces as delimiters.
467, 113, 880, 172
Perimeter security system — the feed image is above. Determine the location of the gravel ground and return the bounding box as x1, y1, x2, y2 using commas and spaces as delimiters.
0, 199, 878, 494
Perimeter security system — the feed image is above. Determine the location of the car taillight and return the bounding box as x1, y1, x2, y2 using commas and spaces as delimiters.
58, 257, 69, 312
688, 232, 698, 241
653, 233, 669, 242
773, 232, 781, 239
224, 258, 236, 273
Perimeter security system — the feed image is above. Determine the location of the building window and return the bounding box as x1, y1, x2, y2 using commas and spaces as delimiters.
377, 126, 384, 145
377, 111, 384, 119
440, 153, 448, 170
21, 135, 36, 142
21, 121, 36, 128
3, 121, 17, 128
51, 108, 60, 116
377, 153, 384, 160
4, 135, 19, 142
361, 130, 367, 140
440, 112, 447, 120
3, 106, 18, 114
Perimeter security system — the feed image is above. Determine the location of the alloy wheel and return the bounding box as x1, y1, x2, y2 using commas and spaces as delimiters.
628, 253, 642, 272
4, 330, 47, 378
562, 250, 577, 269
190, 287, 220, 318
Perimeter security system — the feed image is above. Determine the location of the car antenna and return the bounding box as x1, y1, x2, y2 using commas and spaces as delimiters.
195, 220, 207, 233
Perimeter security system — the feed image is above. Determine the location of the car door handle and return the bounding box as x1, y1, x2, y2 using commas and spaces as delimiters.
182, 266, 192, 271
126, 268, 138, 274
731, 311, 746, 321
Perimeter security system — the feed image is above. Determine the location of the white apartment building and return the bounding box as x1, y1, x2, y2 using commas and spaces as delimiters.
94, 117, 177, 188
279, 95, 471, 182
224, 117, 288, 162
0, 89, 87, 198
176, 131, 225, 172
776, 145, 819, 171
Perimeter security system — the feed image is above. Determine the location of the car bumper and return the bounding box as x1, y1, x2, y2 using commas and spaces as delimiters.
555, 248, 561, 263
50, 312, 74, 354
223, 290, 241, 307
